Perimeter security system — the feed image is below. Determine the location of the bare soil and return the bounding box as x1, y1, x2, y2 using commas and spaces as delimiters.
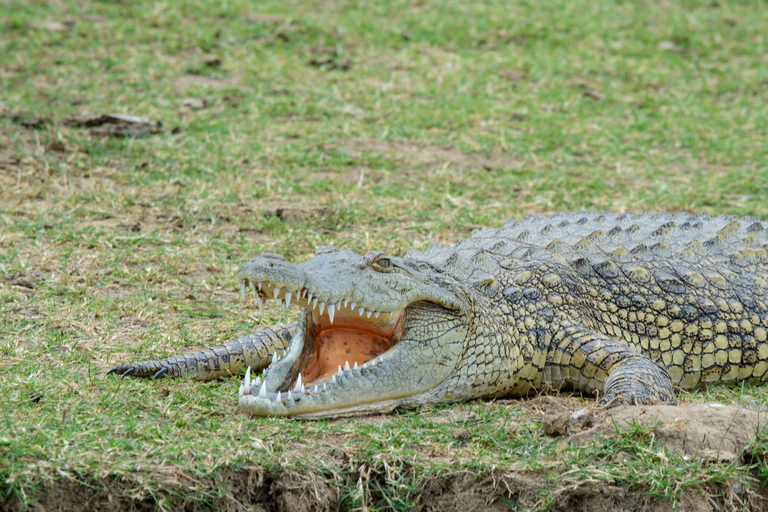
544, 401, 766, 463
332, 138, 521, 173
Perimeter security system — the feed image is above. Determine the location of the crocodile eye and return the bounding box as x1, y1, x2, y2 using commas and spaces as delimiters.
372, 256, 392, 271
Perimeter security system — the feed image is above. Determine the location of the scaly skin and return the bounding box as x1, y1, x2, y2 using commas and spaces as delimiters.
108, 327, 295, 380
110, 212, 768, 419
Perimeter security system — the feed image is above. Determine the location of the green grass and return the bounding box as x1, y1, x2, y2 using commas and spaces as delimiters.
1, 0, 768, 510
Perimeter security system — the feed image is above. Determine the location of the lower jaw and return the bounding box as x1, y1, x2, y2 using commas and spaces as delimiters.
239, 394, 406, 419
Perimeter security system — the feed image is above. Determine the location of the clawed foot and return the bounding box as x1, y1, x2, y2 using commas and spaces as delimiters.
599, 360, 676, 408
599, 392, 677, 408
106, 364, 168, 379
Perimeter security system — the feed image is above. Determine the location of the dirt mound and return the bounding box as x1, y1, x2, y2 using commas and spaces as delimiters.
543, 401, 766, 462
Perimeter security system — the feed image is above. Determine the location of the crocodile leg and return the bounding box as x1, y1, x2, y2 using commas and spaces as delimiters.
545, 323, 675, 407
108, 324, 296, 381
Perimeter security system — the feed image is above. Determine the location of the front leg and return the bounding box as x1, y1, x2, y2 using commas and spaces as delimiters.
108, 324, 296, 380
545, 323, 675, 407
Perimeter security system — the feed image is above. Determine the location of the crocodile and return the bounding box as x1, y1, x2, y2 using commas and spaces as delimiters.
109, 212, 768, 419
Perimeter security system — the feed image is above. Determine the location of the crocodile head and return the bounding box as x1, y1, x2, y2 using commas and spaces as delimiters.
235, 248, 471, 419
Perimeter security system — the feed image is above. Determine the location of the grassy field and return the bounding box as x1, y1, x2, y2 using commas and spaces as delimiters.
2, 0, 768, 510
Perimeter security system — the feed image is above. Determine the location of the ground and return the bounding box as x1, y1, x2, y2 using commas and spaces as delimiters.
1, 0, 767, 510
4, 397, 766, 511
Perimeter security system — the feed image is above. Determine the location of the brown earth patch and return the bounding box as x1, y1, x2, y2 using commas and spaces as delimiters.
244, 12, 289, 24
309, 166, 368, 186
0, 114, 129, 202
306, 45, 352, 71
262, 204, 333, 223
173, 74, 230, 92
415, 471, 543, 511
0, 122, 51, 181
549, 482, 724, 512
543, 401, 767, 463
330, 139, 520, 173
2, 269, 44, 290
64, 113, 161, 138
172, 74, 253, 94
0, 147, 22, 172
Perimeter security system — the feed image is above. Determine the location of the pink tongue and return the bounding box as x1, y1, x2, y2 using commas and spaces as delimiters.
304, 328, 393, 384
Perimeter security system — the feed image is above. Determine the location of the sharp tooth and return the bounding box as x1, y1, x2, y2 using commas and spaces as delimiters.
343, 298, 349, 308
271, 352, 278, 365
258, 282, 262, 290
259, 382, 267, 398
245, 367, 252, 388
350, 302, 356, 310
313, 297, 318, 309
301, 384, 305, 393
358, 307, 364, 316
344, 361, 350, 371
331, 375, 337, 384
293, 373, 302, 393
308, 292, 313, 303
250, 282, 256, 300
287, 390, 293, 400
238, 384, 243, 396
273, 287, 281, 299
353, 362, 358, 369
328, 303, 335, 323
276, 391, 281, 402
318, 301, 325, 315
366, 310, 372, 318
322, 382, 327, 390
337, 365, 343, 375
240, 280, 246, 300
284, 291, 292, 307
312, 385, 318, 393
257, 296, 263, 314
371, 359, 377, 366
375, 311, 380, 318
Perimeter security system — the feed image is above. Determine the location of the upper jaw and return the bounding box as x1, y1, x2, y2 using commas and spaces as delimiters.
239, 275, 402, 326
235, 251, 465, 321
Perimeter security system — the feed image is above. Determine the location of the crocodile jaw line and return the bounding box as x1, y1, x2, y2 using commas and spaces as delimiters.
237, 278, 421, 419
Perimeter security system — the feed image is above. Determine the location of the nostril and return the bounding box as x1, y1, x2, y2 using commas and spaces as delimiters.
315, 246, 339, 256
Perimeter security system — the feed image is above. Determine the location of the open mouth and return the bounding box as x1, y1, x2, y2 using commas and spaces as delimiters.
238, 277, 405, 404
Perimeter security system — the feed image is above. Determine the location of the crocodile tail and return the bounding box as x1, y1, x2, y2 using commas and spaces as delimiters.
107, 324, 297, 381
